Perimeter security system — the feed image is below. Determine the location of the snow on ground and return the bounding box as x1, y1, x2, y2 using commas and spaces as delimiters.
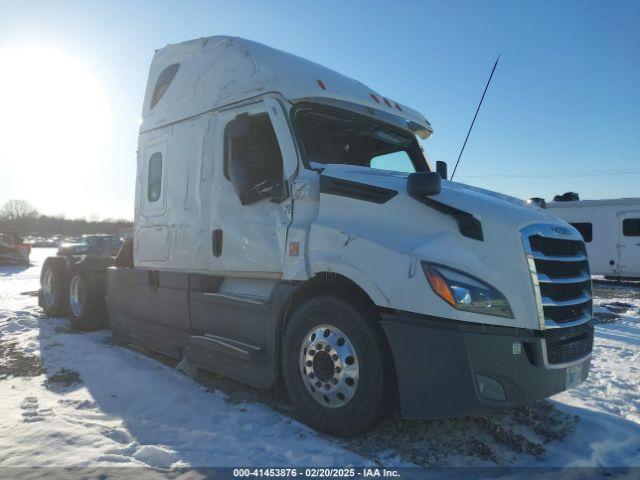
0, 249, 639, 470
0, 250, 366, 468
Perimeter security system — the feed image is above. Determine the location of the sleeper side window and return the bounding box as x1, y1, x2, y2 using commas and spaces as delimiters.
623, 218, 640, 237
570, 222, 593, 243
147, 152, 163, 203
224, 113, 284, 205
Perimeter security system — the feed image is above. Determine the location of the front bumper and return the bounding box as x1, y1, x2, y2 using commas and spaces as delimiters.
380, 312, 592, 418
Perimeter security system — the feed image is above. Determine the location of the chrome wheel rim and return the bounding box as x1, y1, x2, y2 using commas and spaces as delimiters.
69, 275, 85, 317
299, 324, 359, 408
42, 269, 55, 308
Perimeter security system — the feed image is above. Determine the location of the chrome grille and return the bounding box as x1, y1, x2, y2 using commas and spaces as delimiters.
522, 225, 593, 329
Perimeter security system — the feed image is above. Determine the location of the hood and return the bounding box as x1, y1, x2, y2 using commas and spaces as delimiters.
319, 164, 558, 231
314, 164, 574, 329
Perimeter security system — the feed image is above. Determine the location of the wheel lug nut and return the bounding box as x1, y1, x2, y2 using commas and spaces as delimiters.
331, 378, 338, 385
324, 384, 331, 390
332, 354, 338, 361
315, 381, 321, 388
309, 350, 315, 356
324, 345, 331, 352
308, 373, 315, 379
306, 360, 312, 367
335, 367, 341, 374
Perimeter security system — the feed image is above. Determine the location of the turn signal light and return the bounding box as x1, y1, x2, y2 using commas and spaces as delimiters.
424, 265, 455, 305
422, 262, 514, 318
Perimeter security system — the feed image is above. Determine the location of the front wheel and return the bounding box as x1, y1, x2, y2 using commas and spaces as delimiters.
282, 296, 394, 437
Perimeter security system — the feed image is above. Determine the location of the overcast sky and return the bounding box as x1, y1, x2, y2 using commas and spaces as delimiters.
0, 0, 638, 220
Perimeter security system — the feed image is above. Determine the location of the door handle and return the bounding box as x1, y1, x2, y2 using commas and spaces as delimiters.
212, 229, 223, 257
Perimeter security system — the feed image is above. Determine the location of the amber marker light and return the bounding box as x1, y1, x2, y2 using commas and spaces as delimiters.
423, 264, 455, 306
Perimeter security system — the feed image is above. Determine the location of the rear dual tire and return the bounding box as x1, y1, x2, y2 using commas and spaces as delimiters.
40, 257, 107, 331
40, 257, 69, 317
282, 296, 394, 437
67, 264, 108, 331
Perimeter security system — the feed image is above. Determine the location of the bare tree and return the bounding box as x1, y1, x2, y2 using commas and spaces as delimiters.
0, 199, 131, 235
0, 199, 39, 221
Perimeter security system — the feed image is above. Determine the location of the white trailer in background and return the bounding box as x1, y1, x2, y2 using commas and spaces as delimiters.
547, 198, 640, 279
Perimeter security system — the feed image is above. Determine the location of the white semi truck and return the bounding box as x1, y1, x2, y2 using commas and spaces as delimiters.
39, 36, 594, 436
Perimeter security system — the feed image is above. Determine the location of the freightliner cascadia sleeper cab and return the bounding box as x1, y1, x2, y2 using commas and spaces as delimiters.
39, 36, 594, 436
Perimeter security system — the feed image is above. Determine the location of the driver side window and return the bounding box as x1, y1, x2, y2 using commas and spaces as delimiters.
224, 113, 284, 205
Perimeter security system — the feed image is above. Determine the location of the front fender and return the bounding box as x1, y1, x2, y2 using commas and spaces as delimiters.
286, 223, 422, 308
303, 251, 391, 307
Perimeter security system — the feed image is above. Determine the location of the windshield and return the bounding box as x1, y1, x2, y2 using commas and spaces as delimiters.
294, 106, 429, 173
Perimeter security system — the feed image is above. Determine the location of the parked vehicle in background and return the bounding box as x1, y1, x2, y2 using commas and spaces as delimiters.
0, 232, 31, 265
57, 234, 123, 257
30, 236, 59, 248
38, 36, 594, 436
548, 195, 640, 279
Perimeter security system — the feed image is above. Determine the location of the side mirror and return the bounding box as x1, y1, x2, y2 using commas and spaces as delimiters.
436, 160, 448, 180
407, 172, 441, 197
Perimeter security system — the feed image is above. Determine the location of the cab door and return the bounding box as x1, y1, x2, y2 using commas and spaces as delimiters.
617, 211, 640, 277
212, 99, 297, 275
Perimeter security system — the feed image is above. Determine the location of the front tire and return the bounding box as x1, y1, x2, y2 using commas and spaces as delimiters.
282, 296, 393, 437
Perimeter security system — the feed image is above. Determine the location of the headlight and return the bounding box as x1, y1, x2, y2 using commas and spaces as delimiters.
422, 262, 513, 318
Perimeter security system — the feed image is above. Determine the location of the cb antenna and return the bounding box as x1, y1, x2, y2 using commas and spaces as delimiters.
450, 55, 500, 180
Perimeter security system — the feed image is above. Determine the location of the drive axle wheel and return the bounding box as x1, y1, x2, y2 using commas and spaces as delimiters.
67, 263, 108, 331
69, 274, 86, 319
282, 296, 393, 437
40, 257, 69, 317
42, 268, 56, 310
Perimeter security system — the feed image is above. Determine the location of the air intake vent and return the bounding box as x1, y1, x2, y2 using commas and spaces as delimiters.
529, 235, 585, 257
540, 321, 594, 365
319, 176, 398, 204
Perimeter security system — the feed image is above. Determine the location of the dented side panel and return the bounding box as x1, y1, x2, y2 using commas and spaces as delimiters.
135, 115, 212, 271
